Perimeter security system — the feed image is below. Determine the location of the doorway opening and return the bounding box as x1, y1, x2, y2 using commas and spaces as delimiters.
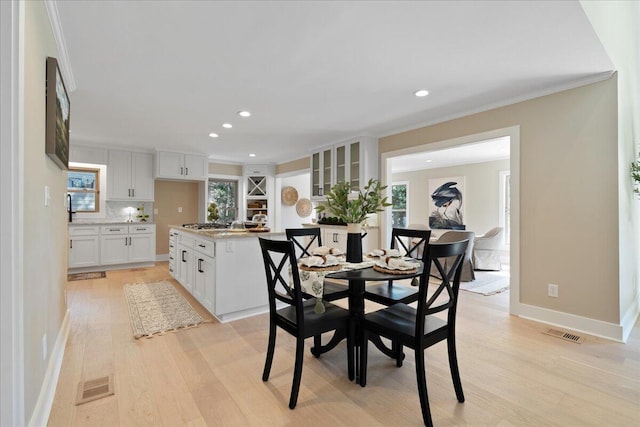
381, 126, 520, 314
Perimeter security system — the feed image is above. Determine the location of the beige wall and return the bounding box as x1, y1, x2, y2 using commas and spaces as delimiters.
23, 0, 68, 420
381, 77, 620, 325
154, 181, 200, 254
581, 0, 640, 337
393, 159, 510, 235
209, 162, 242, 176
276, 157, 309, 175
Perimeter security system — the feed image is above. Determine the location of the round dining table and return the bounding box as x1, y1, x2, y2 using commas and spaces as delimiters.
312, 261, 425, 381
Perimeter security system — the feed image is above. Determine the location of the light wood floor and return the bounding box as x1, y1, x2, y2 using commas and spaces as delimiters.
49, 263, 639, 426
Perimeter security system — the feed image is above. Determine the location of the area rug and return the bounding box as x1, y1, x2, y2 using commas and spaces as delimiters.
123, 281, 205, 339
460, 271, 510, 296
68, 271, 106, 281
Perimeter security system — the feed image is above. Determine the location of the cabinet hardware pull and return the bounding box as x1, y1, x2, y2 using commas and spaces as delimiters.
125, 237, 128, 246
198, 244, 205, 248
185, 167, 189, 175
182, 250, 186, 262
198, 259, 203, 273
129, 236, 132, 245
132, 189, 135, 197
70, 240, 72, 249
180, 166, 184, 175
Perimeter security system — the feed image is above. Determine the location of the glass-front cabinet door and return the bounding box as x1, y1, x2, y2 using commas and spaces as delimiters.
311, 152, 321, 197
349, 141, 360, 191
311, 147, 333, 199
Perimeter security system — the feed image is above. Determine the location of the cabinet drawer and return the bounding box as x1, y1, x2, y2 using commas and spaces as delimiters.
194, 238, 215, 258
69, 226, 99, 236
129, 225, 154, 234
101, 225, 128, 235
178, 234, 195, 248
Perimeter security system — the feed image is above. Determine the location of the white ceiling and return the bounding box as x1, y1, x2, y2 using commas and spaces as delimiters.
390, 136, 510, 173
55, 1, 613, 165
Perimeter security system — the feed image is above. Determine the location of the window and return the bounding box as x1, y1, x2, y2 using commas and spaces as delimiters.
67, 167, 100, 212
391, 182, 408, 228
207, 179, 238, 223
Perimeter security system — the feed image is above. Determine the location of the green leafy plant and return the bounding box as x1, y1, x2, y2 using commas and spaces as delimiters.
315, 179, 391, 224
207, 202, 219, 222
632, 154, 640, 196
135, 206, 149, 222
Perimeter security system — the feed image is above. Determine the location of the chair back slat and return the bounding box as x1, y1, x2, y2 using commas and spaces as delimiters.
286, 228, 322, 259
259, 238, 304, 317
416, 240, 468, 336
390, 228, 431, 262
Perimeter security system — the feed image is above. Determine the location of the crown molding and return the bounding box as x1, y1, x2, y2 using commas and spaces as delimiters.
44, 0, 76, 92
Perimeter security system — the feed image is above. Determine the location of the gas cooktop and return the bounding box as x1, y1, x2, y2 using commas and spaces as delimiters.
182, 223, 228, 230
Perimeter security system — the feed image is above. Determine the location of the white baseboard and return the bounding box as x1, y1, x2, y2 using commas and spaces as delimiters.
28, 309, 70, 427
517, 303, 627, 343
621, 298, 640, 342
155, 253, 169, 262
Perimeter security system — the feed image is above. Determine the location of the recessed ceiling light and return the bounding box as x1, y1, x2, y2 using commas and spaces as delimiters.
238, 110, 251, 117
425, 159, 432, 163
414, 89, 429, 97
249, 153, 256, 157
208, 132, 219, 138
222, 123, 233, 128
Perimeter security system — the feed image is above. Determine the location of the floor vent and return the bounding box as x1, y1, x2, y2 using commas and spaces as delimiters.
76, 375, 114, 405
543, 328, 585, 344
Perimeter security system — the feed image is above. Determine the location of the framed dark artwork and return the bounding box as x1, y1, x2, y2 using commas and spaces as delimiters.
428, 177, 466, 230
45, 56, 70, 170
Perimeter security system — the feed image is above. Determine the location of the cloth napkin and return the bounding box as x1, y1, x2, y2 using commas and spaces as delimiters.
377, 257, 418, 270
300, 254, 340, 267
312, 246, 344, 256
368, 248, 402, 257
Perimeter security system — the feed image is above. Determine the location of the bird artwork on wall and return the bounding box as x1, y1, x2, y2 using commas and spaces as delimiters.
428, 178, 466, 230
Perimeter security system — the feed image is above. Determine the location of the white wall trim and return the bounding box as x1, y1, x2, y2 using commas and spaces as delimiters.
1, 1, 25, 425
27, 310, 70, 427
518, 304, 626, 343
381, 125, 521, 316
276, 168, 311, 179
43, 0, 76, 91
620, 299, 640, 342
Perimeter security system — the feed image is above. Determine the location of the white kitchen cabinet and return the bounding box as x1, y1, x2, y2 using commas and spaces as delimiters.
323, 227, 347, 251
68, 226, 100, 268
193, 238, 215, 313
310, 137, 378, 201
168, 230, 178, 277
317, 224, 380, 255
176, 233, 195, 293
155, 151, 208, 181
100, 224, 156, 265
243, 164, 275, 225
107, 150, 154, 201
310, 147, 333, 199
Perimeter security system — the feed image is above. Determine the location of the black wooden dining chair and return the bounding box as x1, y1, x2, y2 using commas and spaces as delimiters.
364, 227, 431, 306
259, 238, 354, 409
359, 239, 469, 427
285, 228, 349, 301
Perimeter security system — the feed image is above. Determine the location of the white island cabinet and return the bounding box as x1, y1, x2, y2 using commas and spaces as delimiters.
170, 227, 285, 322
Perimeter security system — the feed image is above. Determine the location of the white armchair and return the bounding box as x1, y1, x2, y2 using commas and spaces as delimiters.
472, 227, 504, 271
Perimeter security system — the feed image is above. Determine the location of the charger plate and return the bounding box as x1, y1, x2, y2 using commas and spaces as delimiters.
299, 264, 342, 272
373, 264, 417, 275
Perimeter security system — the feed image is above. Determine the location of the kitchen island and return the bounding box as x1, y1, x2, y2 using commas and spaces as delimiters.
169, 225, 285, 322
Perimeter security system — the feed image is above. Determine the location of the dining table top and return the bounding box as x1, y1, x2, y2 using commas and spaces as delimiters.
326, 262, 424, 281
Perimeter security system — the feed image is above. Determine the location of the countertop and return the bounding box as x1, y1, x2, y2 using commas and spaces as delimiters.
69, 221, 155, 226
171, 225, 284, 240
